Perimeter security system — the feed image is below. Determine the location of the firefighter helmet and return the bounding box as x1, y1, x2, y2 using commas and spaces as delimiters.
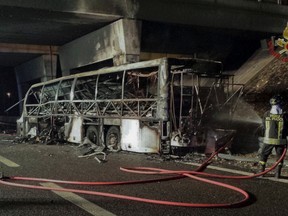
270, 95, 283, 106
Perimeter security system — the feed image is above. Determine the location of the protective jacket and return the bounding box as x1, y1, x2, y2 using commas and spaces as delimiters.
263, 112, 288, 145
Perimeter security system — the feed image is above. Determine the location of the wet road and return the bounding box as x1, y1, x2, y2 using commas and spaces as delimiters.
0, 134, 288, 216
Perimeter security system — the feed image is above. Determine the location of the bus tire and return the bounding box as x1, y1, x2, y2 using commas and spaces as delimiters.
86, 126, 101, 147
106, 126, 121, 152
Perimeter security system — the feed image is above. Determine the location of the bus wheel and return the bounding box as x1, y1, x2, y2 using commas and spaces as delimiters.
106, 126, 121, 152
86, 126, 101, 147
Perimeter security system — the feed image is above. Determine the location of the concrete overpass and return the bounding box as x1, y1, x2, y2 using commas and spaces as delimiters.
0, 0, 287, 115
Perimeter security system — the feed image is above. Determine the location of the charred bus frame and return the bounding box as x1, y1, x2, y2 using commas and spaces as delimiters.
17, 58, 243, 154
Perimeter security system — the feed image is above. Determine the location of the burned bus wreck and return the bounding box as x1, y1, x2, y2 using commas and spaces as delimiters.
17, 58, 243, 155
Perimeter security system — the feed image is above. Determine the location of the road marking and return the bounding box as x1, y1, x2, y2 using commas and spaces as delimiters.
182, 162, 288, 184
41, 182, 116, 216
0, 155, 20, 167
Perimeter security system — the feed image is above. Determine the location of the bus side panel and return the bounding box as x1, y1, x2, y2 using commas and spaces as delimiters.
66, 116, 83, 143
121, 119, 160, 153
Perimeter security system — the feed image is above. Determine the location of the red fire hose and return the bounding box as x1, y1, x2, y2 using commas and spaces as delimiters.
0, 144, 286, 208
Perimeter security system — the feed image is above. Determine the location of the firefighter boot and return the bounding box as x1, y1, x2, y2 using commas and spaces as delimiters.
259, 164, 266, 177
275, 165, 282, 179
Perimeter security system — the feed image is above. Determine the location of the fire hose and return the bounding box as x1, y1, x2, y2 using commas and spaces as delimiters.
0, 143, 286, 208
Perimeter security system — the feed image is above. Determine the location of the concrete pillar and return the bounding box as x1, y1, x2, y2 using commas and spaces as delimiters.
15, 54, 57, 112
59, 18, 142, 76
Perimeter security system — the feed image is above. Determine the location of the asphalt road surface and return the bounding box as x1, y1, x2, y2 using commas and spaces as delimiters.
0, 134, 288, 216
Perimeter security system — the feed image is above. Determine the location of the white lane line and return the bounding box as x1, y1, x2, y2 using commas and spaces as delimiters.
182, 162, 288, 184
41, 182, 116, 216
0, 155, 20, 167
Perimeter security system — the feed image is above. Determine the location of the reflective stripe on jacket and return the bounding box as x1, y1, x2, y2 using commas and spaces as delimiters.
263, 137, 287, 145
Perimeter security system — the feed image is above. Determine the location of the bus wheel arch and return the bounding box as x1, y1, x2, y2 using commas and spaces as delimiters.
106, 126, 121, 152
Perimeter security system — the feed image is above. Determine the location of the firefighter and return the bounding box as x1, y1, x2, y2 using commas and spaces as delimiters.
259, 95, 288, 178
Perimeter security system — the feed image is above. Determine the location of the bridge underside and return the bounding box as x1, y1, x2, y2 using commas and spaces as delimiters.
0, 0, 287, 116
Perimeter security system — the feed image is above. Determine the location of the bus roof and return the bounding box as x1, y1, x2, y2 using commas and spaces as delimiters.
29, 57, 223, 88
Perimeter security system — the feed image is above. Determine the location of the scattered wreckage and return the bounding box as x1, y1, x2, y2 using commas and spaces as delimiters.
16, 57, 243, 158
